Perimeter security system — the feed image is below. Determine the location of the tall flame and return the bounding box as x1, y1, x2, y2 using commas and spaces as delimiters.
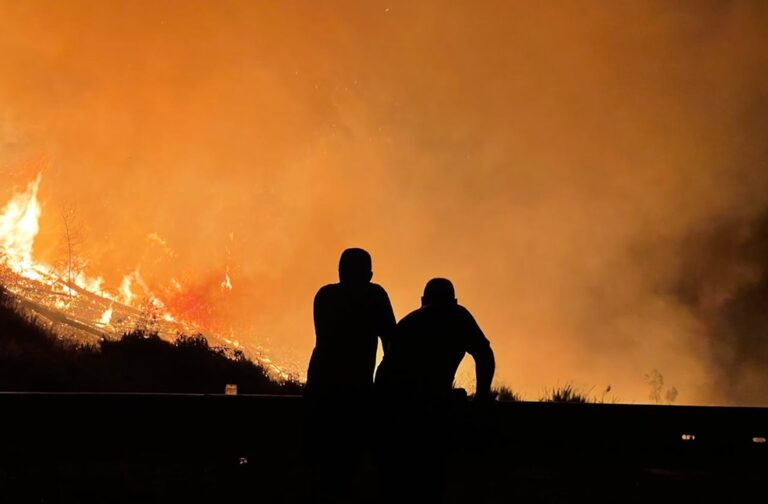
119, 274, 135, 305
0, 174, 42, 276
221, 267, 233, 291
99, 305, 113, 326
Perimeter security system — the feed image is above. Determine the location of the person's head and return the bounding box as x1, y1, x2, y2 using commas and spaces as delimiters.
338, 248, 373, 285
421, 278, 457, 307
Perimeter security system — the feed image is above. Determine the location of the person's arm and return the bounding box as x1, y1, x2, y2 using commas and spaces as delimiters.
462, 307, 495, 400
471, 343, 495, 400
312, 287, 328, 344
306, 287, 331, 396
312, 285, 338, 350
378, 288, 397, 354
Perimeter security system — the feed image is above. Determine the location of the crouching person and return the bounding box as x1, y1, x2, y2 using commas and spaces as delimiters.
374, 278, 495, 503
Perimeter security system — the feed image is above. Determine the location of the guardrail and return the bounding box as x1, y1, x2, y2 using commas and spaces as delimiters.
0, 393, 765, 503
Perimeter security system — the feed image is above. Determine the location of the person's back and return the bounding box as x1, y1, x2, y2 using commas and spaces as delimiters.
305, 248, 396, 398
374, 278, 495, 503
376, 304, 483, 397
375, 278, 495, 400
303, 248, 396, 502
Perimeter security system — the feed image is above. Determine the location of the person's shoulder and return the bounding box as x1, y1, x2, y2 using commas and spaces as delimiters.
455, 304, 490, 345
455, 304, 475, 318
315, 283, 339, 298
368, 282, 390, 296
397, 306, 425, 326
454, 304, 483, 328
317, 283, 339, 292
367, 282, 393, 302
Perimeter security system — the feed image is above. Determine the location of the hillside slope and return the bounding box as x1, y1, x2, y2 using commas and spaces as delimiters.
0, 287, 302, 394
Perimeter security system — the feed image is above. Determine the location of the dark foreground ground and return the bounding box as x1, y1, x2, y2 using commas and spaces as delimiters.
0, 393, 765, 504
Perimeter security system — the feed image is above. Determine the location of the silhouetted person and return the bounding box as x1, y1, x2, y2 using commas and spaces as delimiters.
305, 247, 396, 398
303, 248, 396, 503
375, 277, 495, 401
374, 278, 495, 503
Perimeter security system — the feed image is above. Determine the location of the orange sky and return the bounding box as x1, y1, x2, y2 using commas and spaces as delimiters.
2, 1, 768, 404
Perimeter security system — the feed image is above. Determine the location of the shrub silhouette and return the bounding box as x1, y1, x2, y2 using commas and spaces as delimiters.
540, 383, 591, 403
0, 287, 302, 394
1, 287, 605, 402
491, 385, 521, 402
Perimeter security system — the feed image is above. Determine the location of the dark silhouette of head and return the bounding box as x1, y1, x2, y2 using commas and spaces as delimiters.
338, 248, 373, 285
421, 278, 457, 307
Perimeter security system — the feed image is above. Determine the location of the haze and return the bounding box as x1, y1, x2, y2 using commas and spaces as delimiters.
2, 1, 768, 404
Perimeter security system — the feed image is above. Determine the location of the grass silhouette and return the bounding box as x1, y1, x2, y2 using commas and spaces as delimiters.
541, 383, 590, 403
491, 384, 521, 402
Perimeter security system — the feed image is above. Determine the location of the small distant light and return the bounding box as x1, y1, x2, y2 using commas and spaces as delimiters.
239, 457, 248, 465
753, 437, 767, 444
225, 384, 238, 395
681, 434, 696, 441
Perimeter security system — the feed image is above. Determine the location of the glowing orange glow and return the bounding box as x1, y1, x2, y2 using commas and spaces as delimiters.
1, 1, 768, 404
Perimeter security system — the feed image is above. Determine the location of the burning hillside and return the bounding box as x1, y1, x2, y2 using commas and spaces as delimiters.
0, 174, 289, 380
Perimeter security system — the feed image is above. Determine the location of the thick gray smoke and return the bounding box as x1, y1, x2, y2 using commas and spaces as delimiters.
669, 209, 768, 405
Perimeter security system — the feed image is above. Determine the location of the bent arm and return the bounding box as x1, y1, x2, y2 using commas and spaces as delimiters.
461, 306, 495, 399
312, 287, 334, 346
378, 290, 397, 354
472, 343, 495, 399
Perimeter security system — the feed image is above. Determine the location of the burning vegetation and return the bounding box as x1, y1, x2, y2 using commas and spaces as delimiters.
0, 173, 291, 383
0, 285, 301, 394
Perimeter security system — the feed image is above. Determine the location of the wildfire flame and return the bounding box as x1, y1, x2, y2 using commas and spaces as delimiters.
221, 267, 233, 291
99, 305, 113, 326
119, 274, 135, 305
0, 174, 42, 278
0, 173, 289, 380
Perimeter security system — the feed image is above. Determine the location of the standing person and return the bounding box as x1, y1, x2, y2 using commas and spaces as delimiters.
303, 247, 396, 503
375, 277, 495, 503
305, 247, 396, 398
